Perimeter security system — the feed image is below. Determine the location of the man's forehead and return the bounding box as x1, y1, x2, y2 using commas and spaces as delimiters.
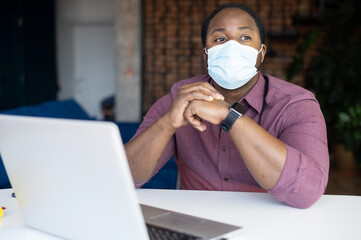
208, 8, 257, 32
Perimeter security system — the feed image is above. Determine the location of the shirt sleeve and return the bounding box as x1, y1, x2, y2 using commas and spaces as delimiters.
131, 94, 176, 188
269, 98, 329, 209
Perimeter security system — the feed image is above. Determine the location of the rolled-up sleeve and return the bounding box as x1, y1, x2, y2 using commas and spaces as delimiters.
269, 99, 329, 208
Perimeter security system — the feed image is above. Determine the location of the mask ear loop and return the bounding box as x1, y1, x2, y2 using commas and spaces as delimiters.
256, 44, 264, 72
204, 48, 208, 54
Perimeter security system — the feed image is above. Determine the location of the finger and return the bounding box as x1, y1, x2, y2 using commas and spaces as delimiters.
193, 122, 206, 132
178, 87, 222, 103
189, 83, 224, 100
188, 115, 207, 132
184, 105, 207, 131
190, 91, 216, 102
180, 82, 224, 100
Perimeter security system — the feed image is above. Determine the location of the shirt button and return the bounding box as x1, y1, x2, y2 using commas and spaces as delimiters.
223, 177, 229, 182
221, 146, 227, 152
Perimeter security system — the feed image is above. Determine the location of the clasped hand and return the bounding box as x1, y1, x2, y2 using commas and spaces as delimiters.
165, 82, 230, 132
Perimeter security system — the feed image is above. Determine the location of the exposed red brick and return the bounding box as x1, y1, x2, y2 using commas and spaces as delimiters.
142, 0, 320, 113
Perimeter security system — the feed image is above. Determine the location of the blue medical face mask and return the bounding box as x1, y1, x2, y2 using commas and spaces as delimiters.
205, 40, 263, 90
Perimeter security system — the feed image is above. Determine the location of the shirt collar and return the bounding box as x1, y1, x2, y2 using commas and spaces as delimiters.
207, 73, 266, 114
241, 73, 266, 114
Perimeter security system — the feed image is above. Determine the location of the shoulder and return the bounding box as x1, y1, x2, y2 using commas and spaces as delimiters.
265, 74, 316, 102
264, 74, 323, 124
265, 74, 325, 129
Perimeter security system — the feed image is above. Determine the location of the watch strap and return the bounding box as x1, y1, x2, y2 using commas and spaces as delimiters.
220, 102, 246, 132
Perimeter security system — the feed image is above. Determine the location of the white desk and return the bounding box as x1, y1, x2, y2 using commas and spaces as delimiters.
1, 188, 361, 240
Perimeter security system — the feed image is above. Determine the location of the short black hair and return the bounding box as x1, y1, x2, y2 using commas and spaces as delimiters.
201, 3, 266, 47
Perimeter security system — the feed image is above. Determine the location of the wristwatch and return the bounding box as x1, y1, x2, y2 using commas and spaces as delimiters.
220, 102, 246, 132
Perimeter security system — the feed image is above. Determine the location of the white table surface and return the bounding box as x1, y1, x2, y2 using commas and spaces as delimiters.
1, 188, 361, 240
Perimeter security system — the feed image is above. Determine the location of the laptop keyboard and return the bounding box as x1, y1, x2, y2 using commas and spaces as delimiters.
146, 224, 202, 240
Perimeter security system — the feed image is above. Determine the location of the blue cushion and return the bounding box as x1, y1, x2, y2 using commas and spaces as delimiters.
142, 156, 177, 189
1, 99, 93, 120
115, 122, 177, 189
0, 159, 10, 189
115, 122, 141, 143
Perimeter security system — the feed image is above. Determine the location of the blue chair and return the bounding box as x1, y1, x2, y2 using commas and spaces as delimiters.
0, 99, 93, 120
115, 122, 177, 189
0, 99, 178, 189
0, 159, 9, 189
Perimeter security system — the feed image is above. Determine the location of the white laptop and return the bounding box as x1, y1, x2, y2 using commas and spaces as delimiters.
0, 115, 243, 240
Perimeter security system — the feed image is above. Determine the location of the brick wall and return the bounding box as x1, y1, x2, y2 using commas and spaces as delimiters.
142, 0, 320, 113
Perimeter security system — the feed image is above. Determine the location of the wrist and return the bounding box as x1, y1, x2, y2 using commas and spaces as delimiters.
220, 101, 231, 121
220, 102, 246, 132
159, 113, 178, 134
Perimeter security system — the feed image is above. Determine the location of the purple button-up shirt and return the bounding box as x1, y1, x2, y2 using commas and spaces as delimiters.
133, 74, 329, 208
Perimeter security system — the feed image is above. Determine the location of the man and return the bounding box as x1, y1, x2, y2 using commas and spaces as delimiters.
125, 3, 329, 209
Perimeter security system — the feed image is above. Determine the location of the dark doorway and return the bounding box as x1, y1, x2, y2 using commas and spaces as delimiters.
0, 0, 57, 111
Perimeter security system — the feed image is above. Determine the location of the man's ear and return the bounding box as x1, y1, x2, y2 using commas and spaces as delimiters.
261, 44, 267, 63
202, 48, 207, 68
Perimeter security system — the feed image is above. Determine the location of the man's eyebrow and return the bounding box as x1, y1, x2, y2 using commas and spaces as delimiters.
211, 28, 226, 34
210, 26, 253, 34
238, 26, 252, 30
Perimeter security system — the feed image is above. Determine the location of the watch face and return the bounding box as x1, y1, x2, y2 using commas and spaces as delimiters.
221, 102, 245, 132
231, 102, 246, 115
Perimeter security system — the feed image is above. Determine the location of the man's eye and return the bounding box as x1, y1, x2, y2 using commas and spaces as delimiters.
215, 38, 226, 42
241, 36, 251, 40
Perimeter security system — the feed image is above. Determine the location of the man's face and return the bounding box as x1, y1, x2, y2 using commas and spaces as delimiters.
203, 8, 266, 68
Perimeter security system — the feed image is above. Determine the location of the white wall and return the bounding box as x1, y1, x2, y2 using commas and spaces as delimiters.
56, 0, 142, 121
56, 0, 116, 119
